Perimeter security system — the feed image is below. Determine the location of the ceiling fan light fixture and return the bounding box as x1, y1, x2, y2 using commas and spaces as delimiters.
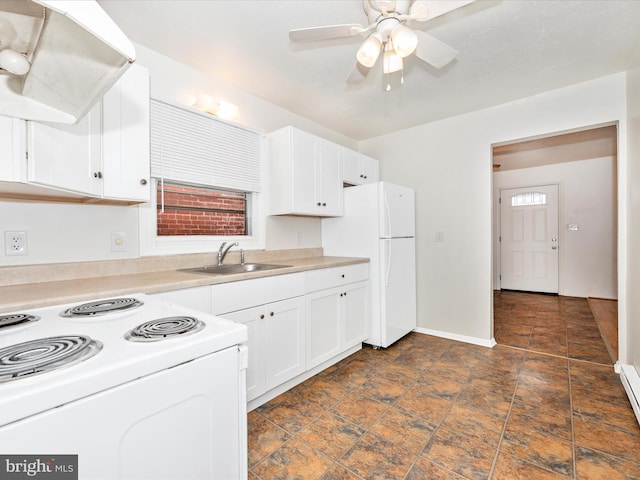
408, 0, 429, 21
0, 48, 30, 76
356, 32, 382, 68
390, 24, 418, 57
383, 44, 403, 73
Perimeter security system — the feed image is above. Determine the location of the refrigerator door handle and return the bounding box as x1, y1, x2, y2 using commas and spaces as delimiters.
383, 188, 392, 238
384, 239, 391, 287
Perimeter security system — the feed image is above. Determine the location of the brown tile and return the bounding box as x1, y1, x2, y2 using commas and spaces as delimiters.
338, 432, 416, 480
296, 412, 366, 460
501, 424, 574, 477
492, 452, 570, 479
575, 445, 640, 480
514, 381, 571, 414
251, 437, 334, 480
574, 415, 640, 464
378, 361, 420, 386
395, 383, 452, 424
427, 358, 475, 382
405, 456, 467, 479
441, 403, 505, 439
573, 394, 640, 432
318, 464, 362, 480
568, 342, 613, 365
454, 383, 513, 420
295, 378, 350, 407
507, 401, 572, 441
357, 377, 408, 405
324, 358, 380, 388
329, 392, 388, 429
369, 406, 436, 455
422, 427, 498, 479
247, 411, 291, 467
256, 390, 327, 434
416, 373, 466, 400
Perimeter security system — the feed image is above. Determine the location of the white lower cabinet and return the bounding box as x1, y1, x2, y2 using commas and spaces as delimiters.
218, 297, 305, 401
306, 280, 369, 369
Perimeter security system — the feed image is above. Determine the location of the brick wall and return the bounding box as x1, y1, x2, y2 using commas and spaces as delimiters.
157, 183, 246, 236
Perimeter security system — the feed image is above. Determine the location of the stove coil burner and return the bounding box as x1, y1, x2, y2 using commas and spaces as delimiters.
60, 297, 143, 318
0, 313, 40, 330
125, 316, 205, 342
0, 335, 102, 383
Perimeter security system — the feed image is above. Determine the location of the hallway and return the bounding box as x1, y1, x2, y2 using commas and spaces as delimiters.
248, 292, 639, 479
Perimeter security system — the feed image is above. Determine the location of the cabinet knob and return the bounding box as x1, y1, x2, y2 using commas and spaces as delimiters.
270, 311, 275, 317
340, 293, 343, 297
364, 175, 367, 179
140, 179, 148, 185
260, 314, 265, 319
341, 274, 345, 278
344, 292, 347, 296
317, 202, 321, 206
360, 174, 364, 178
93, 171, 103, 179
322, 202, 326, 207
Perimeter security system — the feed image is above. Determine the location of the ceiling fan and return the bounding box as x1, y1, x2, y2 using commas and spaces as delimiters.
289, 0, 474, 89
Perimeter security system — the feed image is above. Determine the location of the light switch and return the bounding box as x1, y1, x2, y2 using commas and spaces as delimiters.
435, 231, 445, 243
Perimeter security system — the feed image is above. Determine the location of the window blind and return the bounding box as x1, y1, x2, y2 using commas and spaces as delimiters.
150, 99, 261, 192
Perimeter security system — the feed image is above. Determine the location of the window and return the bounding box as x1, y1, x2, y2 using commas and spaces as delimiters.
139, 99, 264, 255
511, 191, 547, 207
157, 181, 248, 236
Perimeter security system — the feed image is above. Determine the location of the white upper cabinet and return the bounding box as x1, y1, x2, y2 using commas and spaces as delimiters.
268, 126, 343, 217
342, 148, 379, 186
0, 64, 150, 203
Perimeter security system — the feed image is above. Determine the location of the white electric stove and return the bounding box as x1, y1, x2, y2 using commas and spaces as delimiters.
0, 293, 248, 480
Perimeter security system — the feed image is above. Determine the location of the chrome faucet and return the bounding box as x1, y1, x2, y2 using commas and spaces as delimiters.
217, 241, 239, 266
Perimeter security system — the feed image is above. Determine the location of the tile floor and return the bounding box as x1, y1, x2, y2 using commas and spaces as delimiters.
248, 292, 640, 479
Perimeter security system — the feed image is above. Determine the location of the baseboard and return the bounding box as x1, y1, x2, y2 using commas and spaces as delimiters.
620, 364, 640, 426
413, 327, 497, 348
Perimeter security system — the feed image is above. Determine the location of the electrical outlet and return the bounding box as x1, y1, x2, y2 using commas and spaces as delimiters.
5, 231, 27, 256
111, 232, 127, 252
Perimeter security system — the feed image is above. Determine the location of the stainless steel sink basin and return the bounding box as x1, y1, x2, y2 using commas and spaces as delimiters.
180, 263, 291, 276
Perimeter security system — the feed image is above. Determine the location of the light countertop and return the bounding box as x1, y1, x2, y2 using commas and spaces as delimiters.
0, 255, 368, 312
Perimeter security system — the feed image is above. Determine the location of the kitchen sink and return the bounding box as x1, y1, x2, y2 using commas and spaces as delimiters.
180, 263, 292, 276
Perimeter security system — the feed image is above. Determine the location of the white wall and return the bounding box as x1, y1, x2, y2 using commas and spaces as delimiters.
359, 73, 627, 344
625, 68, 640, 369
493, 157, 617, 299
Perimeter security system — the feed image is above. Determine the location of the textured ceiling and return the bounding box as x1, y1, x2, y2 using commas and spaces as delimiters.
98, 0, 640, 141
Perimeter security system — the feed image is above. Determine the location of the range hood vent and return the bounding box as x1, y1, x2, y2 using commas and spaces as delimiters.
0, 0, 135, 124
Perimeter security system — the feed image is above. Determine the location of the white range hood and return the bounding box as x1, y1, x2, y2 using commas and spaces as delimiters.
0, 0, 135, 124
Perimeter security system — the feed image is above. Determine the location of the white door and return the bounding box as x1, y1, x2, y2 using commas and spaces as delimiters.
378, 237, 417, 347
500, 184, 559, 293
379, 182, 415, 238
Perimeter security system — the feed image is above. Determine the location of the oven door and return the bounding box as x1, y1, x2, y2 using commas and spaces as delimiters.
0, 346, 244, 480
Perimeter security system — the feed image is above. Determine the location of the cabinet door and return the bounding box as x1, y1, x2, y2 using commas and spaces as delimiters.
264, 296, 305, 390
306, 287, 341, 369
359, 154, 379, 184
317, 140, 343, 216
102, 64, 150, 201
290, 128, 319, 214
343, 282, 369, 348
0, 116, 25, 181
27, 104, 102, 196
342, 149, 378, 186
222, 306, 266, 402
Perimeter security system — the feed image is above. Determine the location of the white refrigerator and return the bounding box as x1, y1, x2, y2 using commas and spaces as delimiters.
322, 181, 416, 348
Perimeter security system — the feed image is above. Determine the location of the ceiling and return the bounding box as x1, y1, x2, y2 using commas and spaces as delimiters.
97, 0, 640, 141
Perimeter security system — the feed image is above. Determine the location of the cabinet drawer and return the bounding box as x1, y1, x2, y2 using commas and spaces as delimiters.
304, 263, 369, 293
211, 272, 305, 314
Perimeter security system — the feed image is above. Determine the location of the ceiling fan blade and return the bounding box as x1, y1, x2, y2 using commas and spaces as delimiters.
346, 62, 370, 84
409, 0, 475, 22
414, 30, 458, 69
289, 24, 366, 42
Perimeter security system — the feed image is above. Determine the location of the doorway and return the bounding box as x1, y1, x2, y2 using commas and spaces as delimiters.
492, 125, 618, 353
